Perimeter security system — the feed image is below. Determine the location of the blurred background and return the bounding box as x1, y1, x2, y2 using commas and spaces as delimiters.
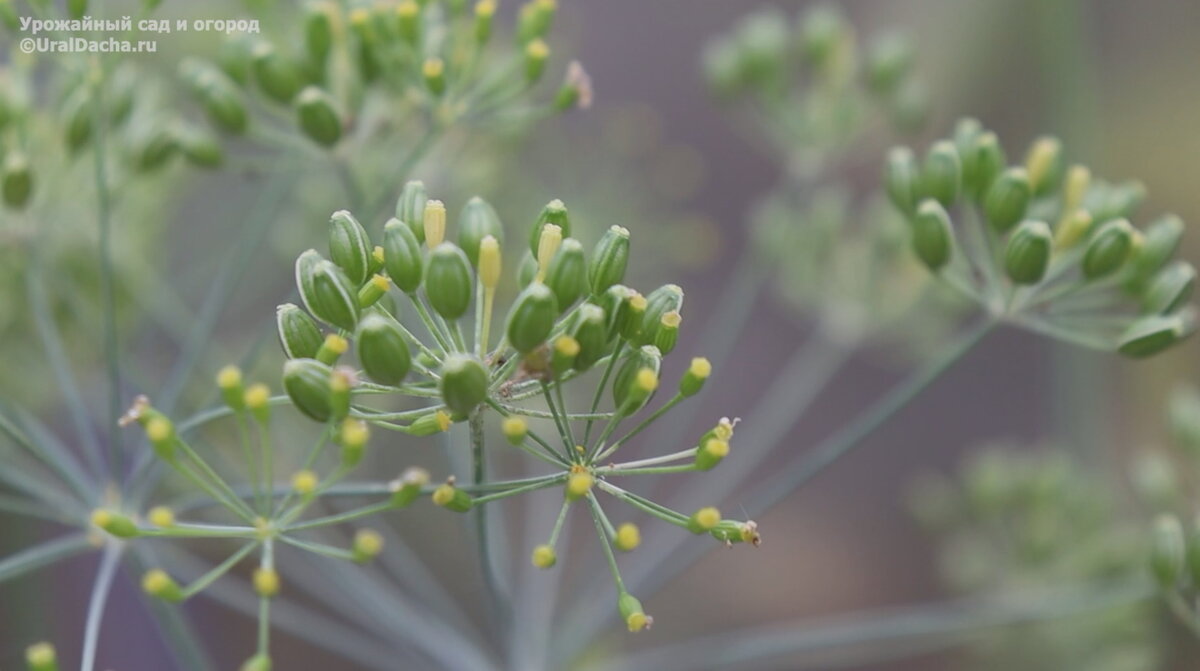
3, 0, 1200, 669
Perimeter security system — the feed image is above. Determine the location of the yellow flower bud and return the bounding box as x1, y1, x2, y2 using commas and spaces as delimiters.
148, 506, 175, 528
424, 200, 447, 248
531, 544, 557, 568
352, 529, 384, 563
615, 522, 641, 551
502, 416, 528, 445
292, 470, 318, 495
687, 506, 721, 533
566, 472, 594, 501
253, 567, 280, 597
478, 235, 502, 290
26, 642, 56, 671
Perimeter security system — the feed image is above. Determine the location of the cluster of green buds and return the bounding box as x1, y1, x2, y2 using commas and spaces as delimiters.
702, 4, 926, 148
110, 370, 402, 669
278, 181, 758, 631
885, 118, 1195, 357
181, 0, 590, 153
908, 446, 1159, 670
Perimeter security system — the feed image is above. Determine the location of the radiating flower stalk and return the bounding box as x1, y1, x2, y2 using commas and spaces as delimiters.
885, 118, 1195, 357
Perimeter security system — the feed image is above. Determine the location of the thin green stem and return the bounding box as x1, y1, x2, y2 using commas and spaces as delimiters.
181, 542, 259, 599
0, 534, 92, 584
80, 543, 122, 671
284, 500, 394, 533
588, 494, 626, 593
472, 475, 566, 505
583, 340, 624, 445
596, 394, 684, 462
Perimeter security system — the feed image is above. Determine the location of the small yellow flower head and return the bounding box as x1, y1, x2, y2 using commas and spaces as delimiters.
353, 529, 385, 562
253, 567, 280, 598
217, 365, 242, 391
555, 335, 581, 358
628, 292, 648, 316
90, 509, 112, 529
292, 470, 319, 496
536, 223, 563, 280
244, 383, 270, 411
502, 416, 528, 445
618, 592, 652, 632
615, 522, 641, 551
626, 612, 650, 632
370, 273, 390, 293
326, 333, 349, 355
141, 569, 172, 596
704, 439, 729, 459
566, 472, 594, 501
688, 506, 721, 533
25, 642, 56, 671
689, 358, 712, 380
476, 0, 496, 18
372, 245, 385, 267
680, 356, 712, 397
531, 544, 557, 568
148, 506, 175, 528
145, 416, 173, 444
1055, 209, 1093, 249
661, 311, 682, 329
635, 368, 659, 393
423, 199, 447, 248
478, 235, 502, 290
436, 410, 452, 432
341, 418, 369, 450
526, 38, 549, 61
714, 417, 736, 441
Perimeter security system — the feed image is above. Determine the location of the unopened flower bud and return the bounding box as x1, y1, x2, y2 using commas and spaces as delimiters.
409, 410, 452, 436
865, 33, 913, 94
531, 544, 557, 568
1143, 261, 1195, 316
1081, 219, 1134, 280
328, 210, 372, 285
984, 168, 1031, 234
181, 59, 248, 134
356, 314, 412, 385
545, 238, 587, 310
654, 312, 681, 354
395, 181, 429, 242
478, 236, 502, 291
474, 0, 496, 43
921, 141, 961, 208
25, 642, 57, 671
389, 467, 429, 507
679, 357, 712, 397
524, 39, 550, 82
91, 509, 139, 538
618, 591, 652, 632
144, 416, 177, 462
315, 333, 348, 366
884, 147, 919, 217
613, 346, 661, 412
424, 243, 474, 319
340, 418, 369, 467
142, 569, 184, 603
253, 567, 280, 597
439, 355, 489, 414
217, 365, 245, 410
296, 87, 342, 147
292, 469, 318, 496
1054, 209, 1093, 249
588, 225, 630, 296
552, 335, 580, 374
304, 3, 335, 64
423, 58, 446, 96
961, 132, 1006, 201
530, 199, 572, 254
615, 522, 641, 551
555, 61, 593, 111
798, 5, 844, 66
383, 218, 424, 294
2, 152, 32, 209
536, 225, 563, 281
148, 506, 175, 528
565, 471, 593, 501
1128, 214, 1184, 287
282, 358, 334, 422
638, 284, 684, 347
432, 481, 473, 512
458, 197, 504, 266
352, 529, 384, 563
517, 0, 556, 43
252, 42, 302, 104
502, 416, 528, 445
687, 506, 721, 534
1004, 220, 1052, 285
240, 654, 271, 671
1118, 312, 1196, 358
397, 1, 420, 43
910, 199, 954, 272
694, 437, 729, 471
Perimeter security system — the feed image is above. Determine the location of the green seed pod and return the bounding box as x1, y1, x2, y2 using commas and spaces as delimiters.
304, 3, 335, 65
296, 86, 342, 147
1118, 312, 1195, 358
1081, 219, 1134, 280
654, 312, 681, 354
439, 354, 489, 414
517, 251, 539, 289
173, 124, 223, 169
529, 199, 572, 254
1143, 261, 1196, 315
984, 168, 1032, 233
693, 438, 728, 471
798, 5, 844, 66
395, 180, 429, 242
910, 199, 954, 272
589, 225, 630, 296
328, 210, 371, 285
62, 89, 91, 153
1, 152, 33, 209
865, 33, 913, 94
545, 238, 587, 311
613, 345, 661, 411
617, 591, 651, 632
382, 218, 423, 294
680, 357, 712, 397
1024, 136, 1064, 196
91, 509, 138, 538
506, 282, 558, 353
920, 141, 961, 208
884, 147, 919, 217
1128, 214, 1184, 288
356, 314, 412, 385
180, 59, 248, 135
276, 303, 323, 360
1004, 220, 1052, 285
459, 197, 505, 266
570, 303, 609, 370
298, 255, 360, 332
961, 132, 1006, 201
424, 243, 474, 320
432, 482, 474, 512
1151, 514, 1186, 589
282, 358, 334, 422
638, 284, 684, 347
252, 42, 303, 104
